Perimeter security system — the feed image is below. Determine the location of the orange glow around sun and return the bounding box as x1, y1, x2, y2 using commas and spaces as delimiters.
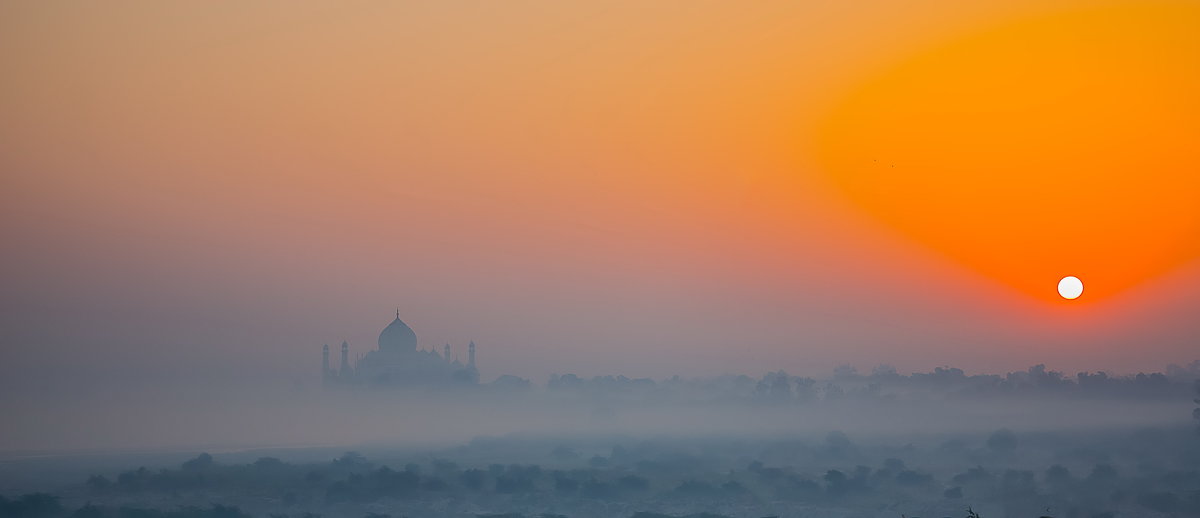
817, 1, 1200, 304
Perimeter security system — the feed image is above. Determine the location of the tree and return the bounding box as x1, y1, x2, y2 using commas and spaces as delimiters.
1193, 379, 1200, 434
1044, 465, 1073, 493
72, 503, 106, 518
617, 475, 649, 491
182, 453, 214, 471
823, 469, 850, 496
871, 364, 901, 380
0, 493, 62, 518
755, 371, 793, 401
86, 475, 112, 492
825, 431, 854, 457
461, 469, 486, 491
333, 451, 367, 467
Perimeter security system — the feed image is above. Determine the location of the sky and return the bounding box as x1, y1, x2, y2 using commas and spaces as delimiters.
2, 0, 1199, 392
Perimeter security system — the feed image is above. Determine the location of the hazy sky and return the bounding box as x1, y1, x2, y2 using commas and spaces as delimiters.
2, 0, 1199, 391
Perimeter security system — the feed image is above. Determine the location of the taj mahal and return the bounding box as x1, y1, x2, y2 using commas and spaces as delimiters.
322, 311, 479, 387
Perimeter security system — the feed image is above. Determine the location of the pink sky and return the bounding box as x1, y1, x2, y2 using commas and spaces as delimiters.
2, 1, 1198, 391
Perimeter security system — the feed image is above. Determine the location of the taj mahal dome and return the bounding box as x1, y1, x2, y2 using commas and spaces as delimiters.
322, 311, 479, 387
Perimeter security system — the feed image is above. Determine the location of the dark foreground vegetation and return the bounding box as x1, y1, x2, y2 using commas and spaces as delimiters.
1, 366, 1195, 517
4, 424, 1199, 518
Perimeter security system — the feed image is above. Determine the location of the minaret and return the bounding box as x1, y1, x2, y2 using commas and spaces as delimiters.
468, 341, 476, 369
322, 344, 331, 380
340, 340, 351, 377
444, 343, 451, 362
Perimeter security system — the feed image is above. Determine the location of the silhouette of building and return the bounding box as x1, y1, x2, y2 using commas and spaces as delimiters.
322, 311, 479, 387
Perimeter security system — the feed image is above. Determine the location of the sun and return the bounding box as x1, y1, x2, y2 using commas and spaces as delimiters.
815, 2, 1200, 303
1057, 276, 1084, 300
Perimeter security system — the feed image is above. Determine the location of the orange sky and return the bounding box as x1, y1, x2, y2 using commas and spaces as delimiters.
1, 0, 1198, 385
817, 2, 1200, 305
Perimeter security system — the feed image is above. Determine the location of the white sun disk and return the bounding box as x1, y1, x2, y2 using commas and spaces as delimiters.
1058, 276, 1084, 300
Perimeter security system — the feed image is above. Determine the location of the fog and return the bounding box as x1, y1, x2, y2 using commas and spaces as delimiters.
5, 2, 1200, 516
1, 370, 1194, 454
2, 363, 1198, 517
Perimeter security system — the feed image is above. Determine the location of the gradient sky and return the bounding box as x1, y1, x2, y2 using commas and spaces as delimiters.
2, 0, 1199, 392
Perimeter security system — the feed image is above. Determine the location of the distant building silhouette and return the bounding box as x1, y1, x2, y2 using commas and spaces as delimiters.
322, 311, 479, 387
321, 343, 330, 376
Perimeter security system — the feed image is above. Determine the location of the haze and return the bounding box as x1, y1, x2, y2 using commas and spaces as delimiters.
2, 6, 1200, 517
